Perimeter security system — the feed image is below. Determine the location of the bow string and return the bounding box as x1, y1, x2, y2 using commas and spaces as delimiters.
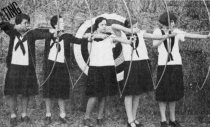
197, 0, 210, 90
154, 0, 171, 90
71, 0, 94, 89
120, 0, 134, 97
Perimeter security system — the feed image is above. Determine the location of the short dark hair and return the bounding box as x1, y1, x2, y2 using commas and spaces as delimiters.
124, 18, 138, 28
159, 12, 177, 26
15, 13, 30, 25
93, 17, 107, 32
50, 15, 62, 28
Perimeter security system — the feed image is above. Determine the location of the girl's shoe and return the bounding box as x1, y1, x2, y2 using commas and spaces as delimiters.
134, 119, 143, 127
96, 118, 104, 126
169, 120, 181, 127
127, 121, 137, 127
10, 117, 17, 126
83, 118, 94, 127
59, 116, 69, 124
160, 121, 169, 127
44, 116, 52, 125
20, 116, 30, 123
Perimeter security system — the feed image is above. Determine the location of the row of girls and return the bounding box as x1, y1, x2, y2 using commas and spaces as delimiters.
0, 11, 210, 127
83, 12, 210, 127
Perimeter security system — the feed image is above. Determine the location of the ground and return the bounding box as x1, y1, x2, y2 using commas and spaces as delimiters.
0, 93, 210, 127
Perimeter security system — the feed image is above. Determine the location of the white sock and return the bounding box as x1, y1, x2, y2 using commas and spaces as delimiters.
21, 113, 26, 117
11, 114, 17, 118
46, 113, 51, 117
130, 122, 136, 127
134, 119, 139, 124
60, 113, 66, 118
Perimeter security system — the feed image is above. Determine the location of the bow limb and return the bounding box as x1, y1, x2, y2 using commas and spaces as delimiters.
154, 0, 170, 90
120, 0, 134, 98
163, 0, 171, 29
39, 0, 61, 89
163, 0, 171, 53
84, 0, 93, 35
58, 0, 75, 90
55, 0, 60, 35
130, 0, 156, 88
198, 0, 210, 90
27, 0, 41, 86
72, 0, 93, 89
22, 0, 55, 89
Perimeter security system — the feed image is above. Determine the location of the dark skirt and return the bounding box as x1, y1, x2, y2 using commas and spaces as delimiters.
155, 65, 184, 102
4, 64, 38, 97
43, 60, 70, 99
86, 66, 118, 97
122, 60, 154, 96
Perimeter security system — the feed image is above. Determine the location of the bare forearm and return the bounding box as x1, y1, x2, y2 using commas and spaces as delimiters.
153, 39, 165, 47
111, 24, 132, 33
112, 37, 131, 44
185, 33, 209, 39
144, 33, 170, 40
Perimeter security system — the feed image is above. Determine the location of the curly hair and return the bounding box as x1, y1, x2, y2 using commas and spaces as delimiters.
15, 13, 30, 25
93, 17, 107, 32
50, 15, 62, 28
159, 12, 177, 26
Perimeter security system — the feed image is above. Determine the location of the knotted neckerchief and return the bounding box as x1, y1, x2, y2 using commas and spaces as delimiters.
126, 33, 139, 57
14, 33, 26, 55
119, 0, 135, 98
160, 30, 175, 62
154, 0, 172, 90
49, 33, 62, 52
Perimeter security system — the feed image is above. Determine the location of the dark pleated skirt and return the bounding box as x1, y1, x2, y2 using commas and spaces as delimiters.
155, 65, 184, 102
4, 64, 38, 97
43, 60, 70, 99
122, 60, 154, 96
86, 66, 118, 97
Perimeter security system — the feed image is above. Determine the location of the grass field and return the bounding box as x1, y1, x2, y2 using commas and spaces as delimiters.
0, 86, 210, 127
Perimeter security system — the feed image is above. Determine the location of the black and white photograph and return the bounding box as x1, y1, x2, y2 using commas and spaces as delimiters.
1, 0, 210, 127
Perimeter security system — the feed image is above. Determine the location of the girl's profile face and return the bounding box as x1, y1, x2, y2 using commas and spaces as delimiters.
170, 20, 175, 28
55, 18, 64, 30
97, 20, 107, 33
133, 22, 138, 29
16, 19, 30, 32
